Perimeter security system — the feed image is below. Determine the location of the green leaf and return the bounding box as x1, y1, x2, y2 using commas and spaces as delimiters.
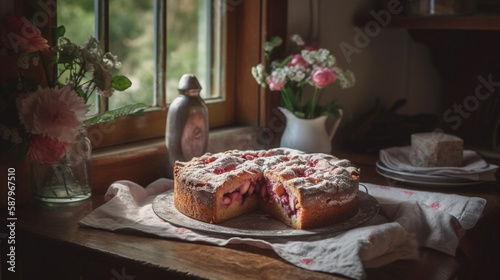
277, 56, 293, 68
294, 111, 305, 118
84, 103, 148, 126
263, 36, 282, 52
111, 75, 132, 91
280, 86, 298, 111
75, 86, 86, 99
54, 25, 66, 38
304, 98, 317, 119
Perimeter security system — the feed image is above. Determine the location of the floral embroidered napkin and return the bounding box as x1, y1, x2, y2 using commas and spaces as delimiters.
79, 178, 485, 280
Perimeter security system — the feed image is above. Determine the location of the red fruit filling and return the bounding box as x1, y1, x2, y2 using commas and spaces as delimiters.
294, 169, 305, 177
265, 178, 298, 218
221, 177, 299, 218
204, 156, 217, 164
307, 159, 319, 167
242, 153, 258, 160
221, 180, 260, 207
214, 167, 224, 174
294, 168, 315, 178
214, 164, 237, 174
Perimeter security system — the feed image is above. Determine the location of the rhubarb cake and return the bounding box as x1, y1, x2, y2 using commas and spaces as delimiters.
173, 148, 360, 229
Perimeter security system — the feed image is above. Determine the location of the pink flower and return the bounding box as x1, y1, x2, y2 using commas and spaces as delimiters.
311, 67, 336, 88
429, 203, 441, 209
0, 14, 49, 53
27, 134, 70, 165
268, 76, 286, 91
18, 85, 90, 142
287, 54, 309, 68
299, 258, 316, 265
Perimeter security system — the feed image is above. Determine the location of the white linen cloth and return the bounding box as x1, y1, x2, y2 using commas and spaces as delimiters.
379, 146, 498, 181
79, 178, 486, 280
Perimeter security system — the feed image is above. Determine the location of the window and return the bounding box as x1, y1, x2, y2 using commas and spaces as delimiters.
57, 0, 229, 148
47, 0, 287, 150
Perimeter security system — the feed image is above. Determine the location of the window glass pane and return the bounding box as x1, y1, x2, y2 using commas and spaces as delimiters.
108, 0, 155, 110
166, 0, 217, 103
57, 0, 96, 114
59, 0, 224, 114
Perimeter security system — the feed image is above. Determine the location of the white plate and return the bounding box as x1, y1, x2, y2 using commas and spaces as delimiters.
376, 161, 485, 187
152, 190, 379, 239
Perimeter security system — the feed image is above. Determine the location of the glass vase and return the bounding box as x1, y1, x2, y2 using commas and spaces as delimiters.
31, 130, 92, 203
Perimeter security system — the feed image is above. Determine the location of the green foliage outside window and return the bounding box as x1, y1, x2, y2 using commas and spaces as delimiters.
58, 0, 211, 113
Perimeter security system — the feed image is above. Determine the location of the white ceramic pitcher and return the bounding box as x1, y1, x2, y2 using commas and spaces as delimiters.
278, 107, 342, 154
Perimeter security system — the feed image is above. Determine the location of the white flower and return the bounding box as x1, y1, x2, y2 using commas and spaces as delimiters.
251, 63, 267, 86
103, 52, 121, 69
301, 48, 333, 66
17, 53, 30, 69
286, 65, 308, 83
291, 34, 305, 46
32, 56, 40, 66
301, 50, 316, 65
325, 54, 336, 67
316, 49, 330, 63
84, 37, 101, 54
1, 126, 23, 144
333, 67, 355, 89
270, 67, 287, 83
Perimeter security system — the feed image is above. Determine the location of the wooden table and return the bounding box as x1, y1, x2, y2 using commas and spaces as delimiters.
2, 151, 499, 279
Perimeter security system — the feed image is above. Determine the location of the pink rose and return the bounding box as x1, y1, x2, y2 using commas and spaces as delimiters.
27, 134, 70, 165
268, 76, 286, 91
311, 68, 336, 88
0, 14, 50, 53
287, 54, 309, 68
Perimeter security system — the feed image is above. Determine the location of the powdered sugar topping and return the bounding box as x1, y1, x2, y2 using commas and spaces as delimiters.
175, 148, 359, 197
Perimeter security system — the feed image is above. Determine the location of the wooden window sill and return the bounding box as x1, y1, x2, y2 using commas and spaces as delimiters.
91, 126, 262, 193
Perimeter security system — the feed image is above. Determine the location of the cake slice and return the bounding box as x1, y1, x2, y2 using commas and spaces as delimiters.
261, 154, 360, 229
409, 132, 464, 167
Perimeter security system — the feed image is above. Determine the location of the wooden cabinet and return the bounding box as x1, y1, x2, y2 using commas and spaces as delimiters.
355, 6, 500, 153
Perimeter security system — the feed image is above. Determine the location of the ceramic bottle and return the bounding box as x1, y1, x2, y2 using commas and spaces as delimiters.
165, 74, 209, 178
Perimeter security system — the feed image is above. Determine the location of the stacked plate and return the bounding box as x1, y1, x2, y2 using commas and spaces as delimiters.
377, 146, 498, 187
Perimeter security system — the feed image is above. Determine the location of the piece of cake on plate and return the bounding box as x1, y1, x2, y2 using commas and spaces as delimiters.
409, 132, 463, 167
